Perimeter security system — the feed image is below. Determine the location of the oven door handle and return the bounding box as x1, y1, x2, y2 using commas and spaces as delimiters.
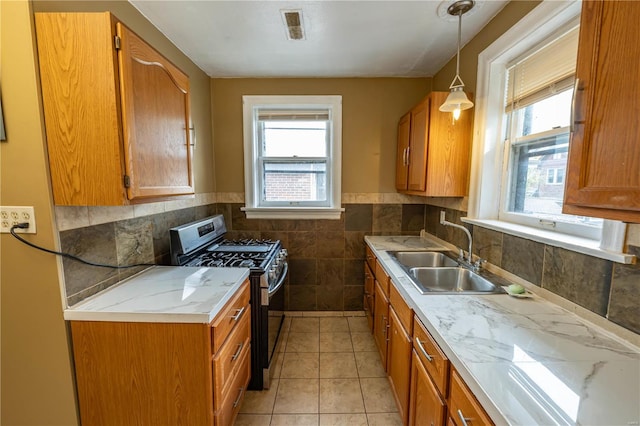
268, 262, 288, 297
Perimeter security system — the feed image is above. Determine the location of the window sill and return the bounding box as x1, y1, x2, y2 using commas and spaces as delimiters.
241, 207, 345, 220
462, 218, 636, 264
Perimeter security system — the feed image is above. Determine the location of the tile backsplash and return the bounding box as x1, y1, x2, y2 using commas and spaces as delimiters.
58, 200, 639, 336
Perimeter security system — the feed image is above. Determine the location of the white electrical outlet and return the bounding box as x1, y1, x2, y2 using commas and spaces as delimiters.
0, 206, 37, 234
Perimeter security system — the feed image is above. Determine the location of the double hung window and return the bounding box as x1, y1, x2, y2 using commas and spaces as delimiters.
499, 25, 602, 239
242, 96, 342, 219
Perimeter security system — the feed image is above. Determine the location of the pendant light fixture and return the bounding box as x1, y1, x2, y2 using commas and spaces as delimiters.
439, 0, 475, 120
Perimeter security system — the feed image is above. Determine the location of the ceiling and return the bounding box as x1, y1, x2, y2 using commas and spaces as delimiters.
129, 0, 509, 78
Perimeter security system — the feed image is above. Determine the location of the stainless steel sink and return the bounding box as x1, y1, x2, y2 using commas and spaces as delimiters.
408, 267, 505, 295
389, 251, 459, 268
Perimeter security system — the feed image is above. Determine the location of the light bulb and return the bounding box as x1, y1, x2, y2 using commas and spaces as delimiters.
453, 108, 461, 120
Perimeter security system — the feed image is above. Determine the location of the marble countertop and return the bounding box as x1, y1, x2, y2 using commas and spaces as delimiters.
366, 235, 640, 426
64, 266, 250, 323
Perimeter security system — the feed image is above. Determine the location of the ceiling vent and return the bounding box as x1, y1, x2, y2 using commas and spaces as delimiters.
281, 10, 305, 40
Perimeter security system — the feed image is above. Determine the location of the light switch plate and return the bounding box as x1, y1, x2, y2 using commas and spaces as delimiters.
0, 206, 36, 233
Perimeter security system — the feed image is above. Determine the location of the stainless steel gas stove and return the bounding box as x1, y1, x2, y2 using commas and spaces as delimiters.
169, 215, 287, 389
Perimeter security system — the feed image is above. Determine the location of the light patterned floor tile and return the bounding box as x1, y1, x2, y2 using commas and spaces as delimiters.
319, 413, 367, 426
281, 352, 319, 378
319, 332, 353, 352
319, 378, 364, 414
290, 317, 320, 333
319, 317, 350, 333
350, 332, 377, 352
273, 379, 319, 414
270, 414, 319, 425
285, 332, 320, 352
366, 412, 403, 426
360, 377, 398, 413
233, 414, 272, 425
347, 316, 370, 332
320, 352, 358, 378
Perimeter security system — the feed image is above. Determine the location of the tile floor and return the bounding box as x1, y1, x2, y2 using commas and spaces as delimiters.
235, 315, 403, 426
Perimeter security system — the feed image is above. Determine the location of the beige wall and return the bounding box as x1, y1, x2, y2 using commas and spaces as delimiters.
433, 1, 541, 93
2, 1, 214, 424
32, 0, 215, 193
211, 78, 431, 194
1, 1, 78, 424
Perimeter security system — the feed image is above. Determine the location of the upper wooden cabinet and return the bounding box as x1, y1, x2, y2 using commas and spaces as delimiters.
395, 92, 472, 197
563, 1, 640, 222
35, 13, 194, 206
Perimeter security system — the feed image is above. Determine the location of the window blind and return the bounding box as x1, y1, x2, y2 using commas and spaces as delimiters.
257, 109, 330, 121
505, 25, 579, 112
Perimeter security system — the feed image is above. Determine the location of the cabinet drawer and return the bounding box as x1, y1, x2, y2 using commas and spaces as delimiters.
211, 279, 250, 353
413, 315, 449, 397
375, 260, 390, 297
448, 369, 493, 426
213, 304, 251, 403
389, 282, 412, 335
366, 245, 376, 272
214, 343, 251, 426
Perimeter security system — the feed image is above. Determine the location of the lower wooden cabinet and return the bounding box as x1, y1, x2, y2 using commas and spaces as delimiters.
364, 262, 375, 331
448, 369, 493, 426
409, 350, 446, 426
388, 307, 413, 424
373, 280, 390, 369
70, 279, 251, 426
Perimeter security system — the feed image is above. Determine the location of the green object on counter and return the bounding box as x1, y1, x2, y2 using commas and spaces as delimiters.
508, 284, 525, 294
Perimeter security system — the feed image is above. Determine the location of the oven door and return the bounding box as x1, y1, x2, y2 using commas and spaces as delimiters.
266, 262, 287, 366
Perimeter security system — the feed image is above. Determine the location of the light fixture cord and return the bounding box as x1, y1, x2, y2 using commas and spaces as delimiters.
456, 9, 462, 79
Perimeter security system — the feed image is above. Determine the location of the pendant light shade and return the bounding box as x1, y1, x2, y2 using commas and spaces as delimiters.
439, 0, 475, 118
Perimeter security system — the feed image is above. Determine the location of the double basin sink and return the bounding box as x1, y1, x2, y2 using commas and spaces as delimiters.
388, 251, 505, 295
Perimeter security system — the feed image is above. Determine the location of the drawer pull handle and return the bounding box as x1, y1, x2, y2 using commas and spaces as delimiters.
457, 409, 471, 426
231, 306, 245, 321
233, 387, 244, 408
415, 338, 433, 362
231, 342, 244, 361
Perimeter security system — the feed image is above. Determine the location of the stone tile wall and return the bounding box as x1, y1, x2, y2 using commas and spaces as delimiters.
425, 205, 640, 335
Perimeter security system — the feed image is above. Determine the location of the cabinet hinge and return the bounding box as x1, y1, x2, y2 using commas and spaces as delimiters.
114, 35, 121, 50
123, 175, 130, 188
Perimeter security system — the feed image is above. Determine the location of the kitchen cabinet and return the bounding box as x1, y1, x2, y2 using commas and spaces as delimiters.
387, 306, 412, 425
364, 262, 375, 331
395, 92, 472, 197
409, 350, 446, 426
373, 279, 390, 369
563, 1, 640, 222
69, 279, 250, 426
35, 12, 194, 206
448, 369, 493, 426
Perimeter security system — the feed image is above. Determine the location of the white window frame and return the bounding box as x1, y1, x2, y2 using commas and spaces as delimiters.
466, 0, 633, 264
242, 95, 343, 220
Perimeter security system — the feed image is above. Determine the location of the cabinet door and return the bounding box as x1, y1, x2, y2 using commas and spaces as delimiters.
408, 98, 430, 192
117, 24, 194, 201
396, 112, 411, 191
448, 369, 493, 426
425, 92, 471, 197
364, 263, 375, 332
409, 351, 446, 426
563, 1, 640, 222
373, 280, 390, 370
388, 307, 412, 425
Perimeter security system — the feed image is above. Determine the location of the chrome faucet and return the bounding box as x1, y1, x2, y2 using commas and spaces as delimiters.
440, 211, 482, 271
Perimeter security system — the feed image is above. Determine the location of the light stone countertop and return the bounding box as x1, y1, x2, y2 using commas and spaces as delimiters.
64, 266, 250, 323
366, 235, 640, 426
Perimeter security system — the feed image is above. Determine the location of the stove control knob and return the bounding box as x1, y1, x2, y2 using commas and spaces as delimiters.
281, 249, 288, 258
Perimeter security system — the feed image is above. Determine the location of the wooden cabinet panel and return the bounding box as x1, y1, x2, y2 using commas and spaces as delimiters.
366, 245, 376, 272
563, 1, 640, 222
211, 279, 250, 352
388, 307, 412, 425
395, 92, 472, 197
375, 260, 390, 298
408, 98, 430, 192
396, 112, 412, 191
213, 306, 251, 404
374, 280, 390, 370
448, 369, 493, 426
117, 24, 193, 200
70, 321, 213, 426
214, 342, 251, 426
413, 315, 449, 397
409, 350, 446, 426
35, 12, 194, 206
364, 262, 375, 332
389, 283, 413, 336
